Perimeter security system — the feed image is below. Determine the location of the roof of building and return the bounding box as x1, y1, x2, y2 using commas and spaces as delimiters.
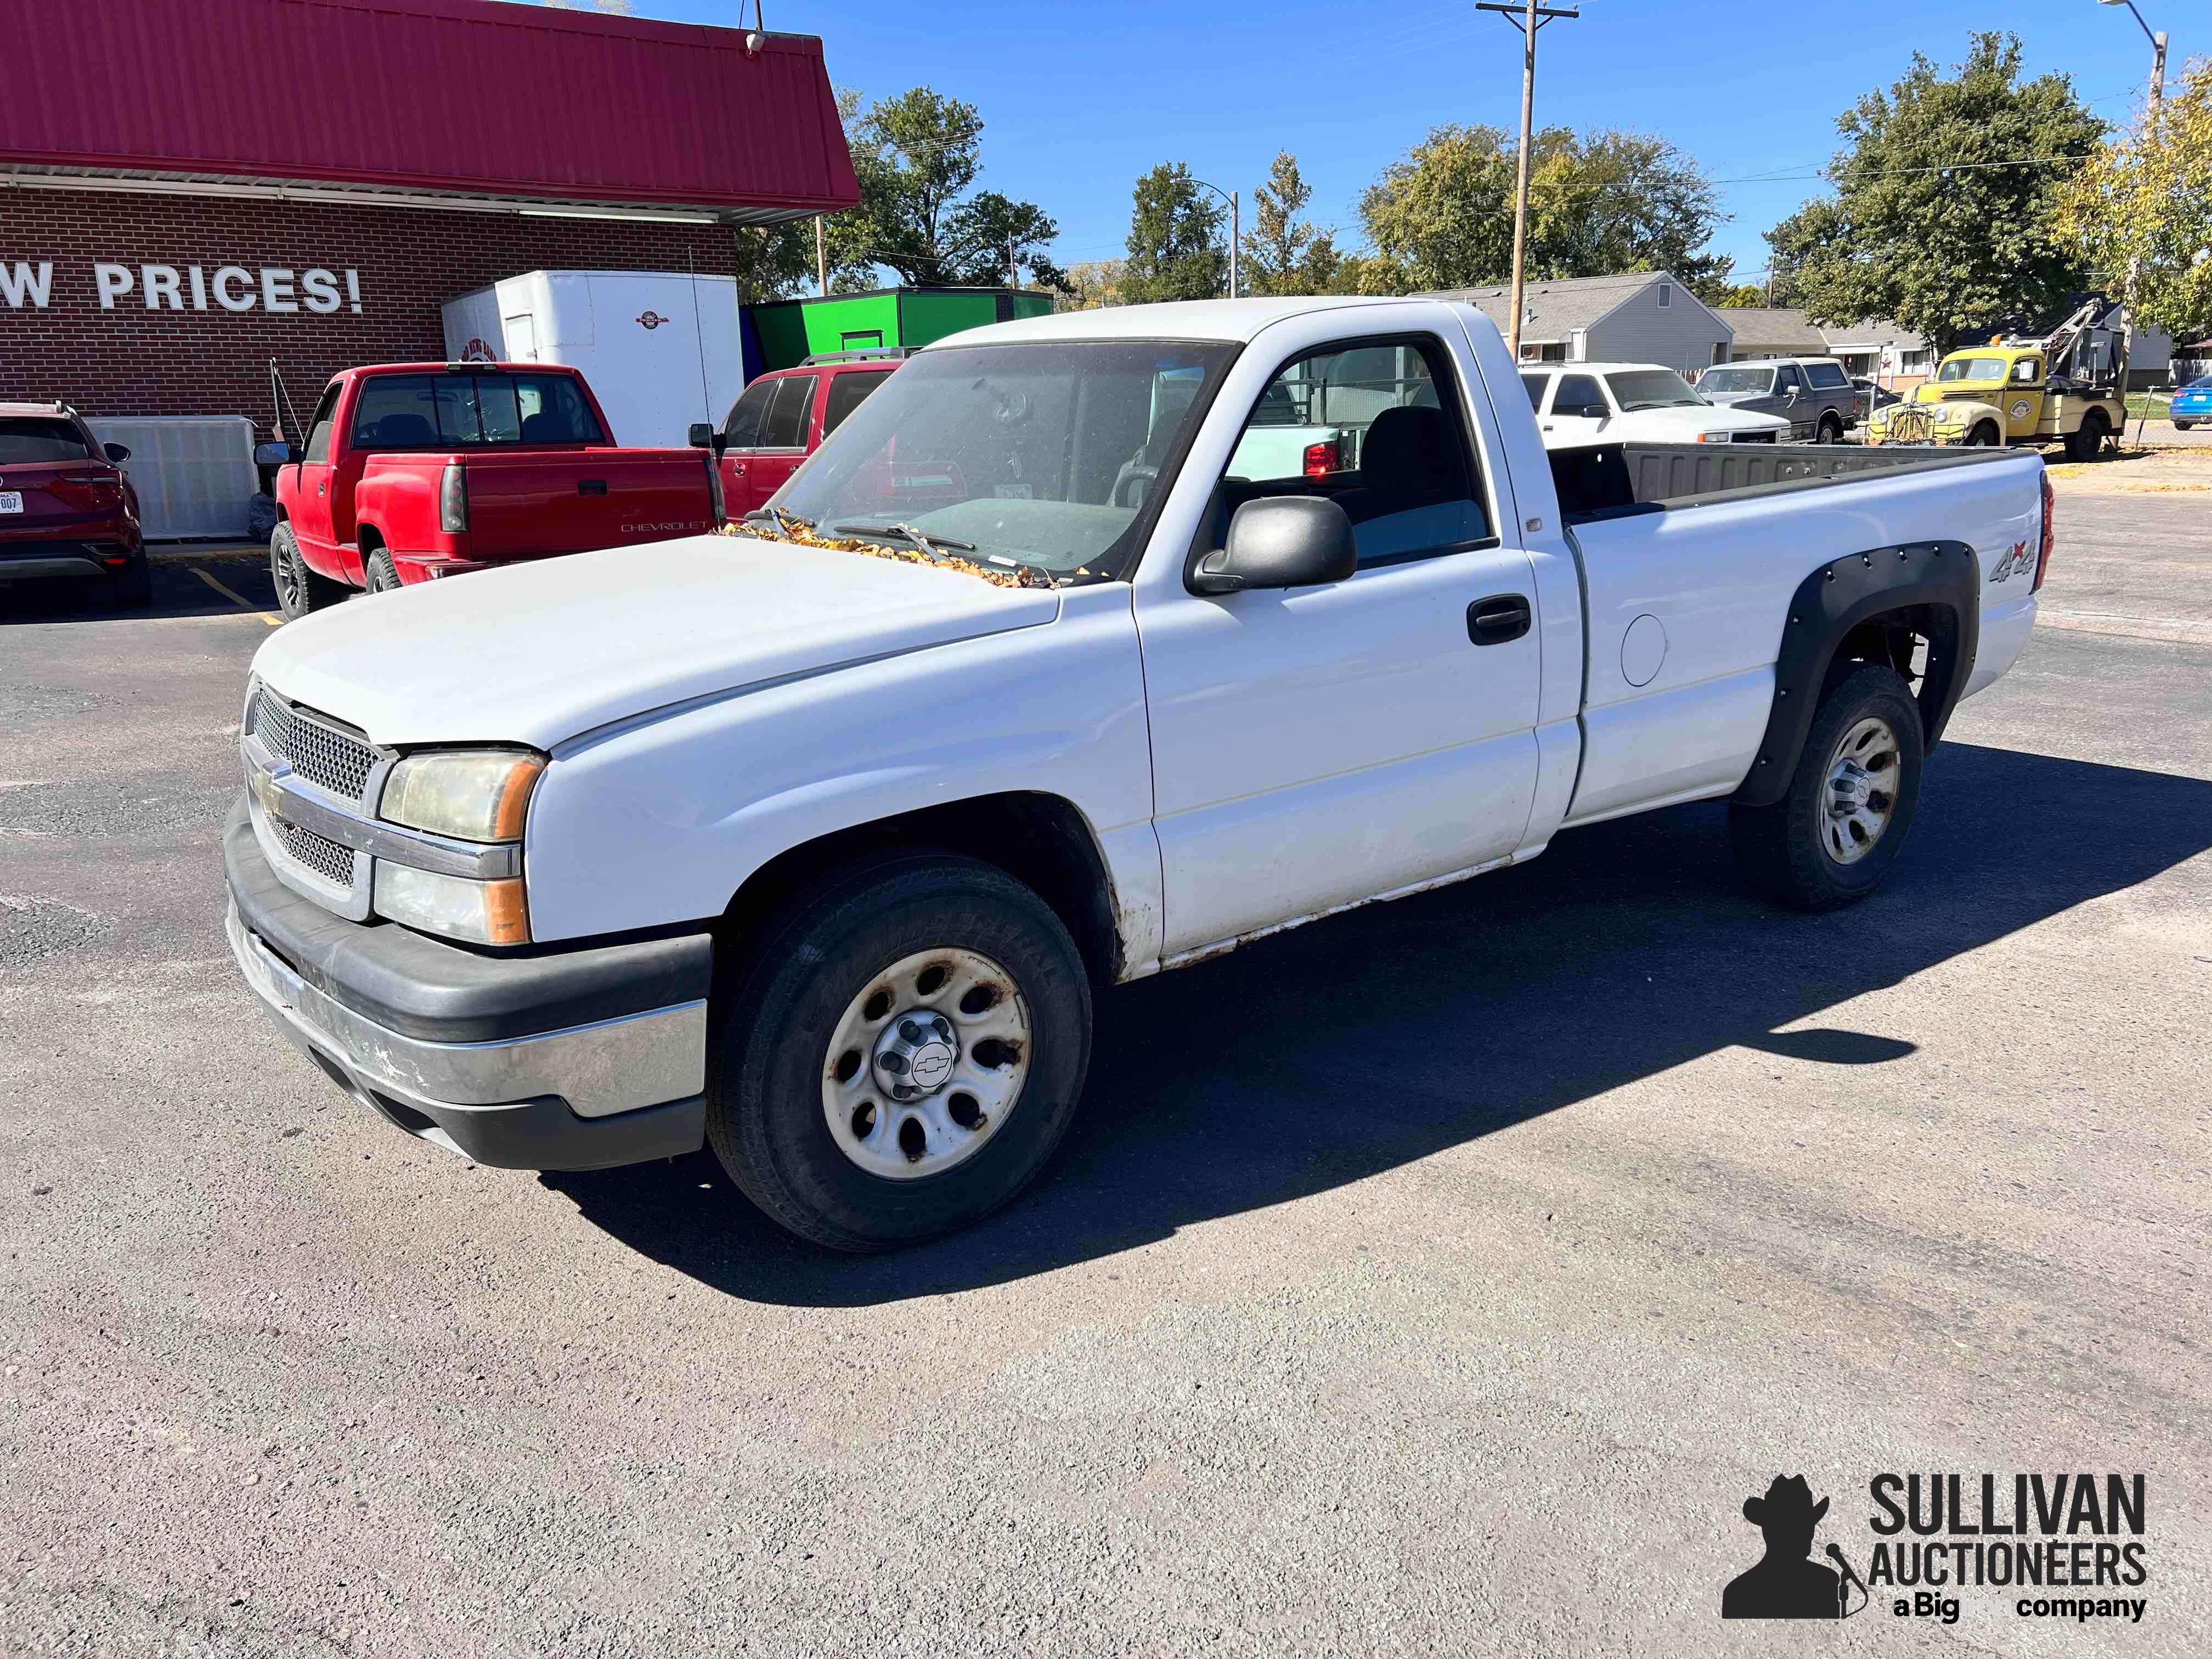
1815, 317, 1930, 351
2, 0, 857, 223
1423, 272, 1729, 341
1714, 307, 1830, 353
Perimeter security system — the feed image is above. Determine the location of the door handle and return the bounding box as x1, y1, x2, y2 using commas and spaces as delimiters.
1468, 594, 1531, 645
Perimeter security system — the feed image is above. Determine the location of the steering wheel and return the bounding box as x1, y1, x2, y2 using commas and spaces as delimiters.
1111, 462, 1158, 509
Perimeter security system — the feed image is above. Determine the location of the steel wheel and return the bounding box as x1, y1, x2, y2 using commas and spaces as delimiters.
820, 946, 1031, 1181
1822, 715, 1899, 865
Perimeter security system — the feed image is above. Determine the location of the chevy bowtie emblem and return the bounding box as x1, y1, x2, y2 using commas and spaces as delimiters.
636, 311, 668, 330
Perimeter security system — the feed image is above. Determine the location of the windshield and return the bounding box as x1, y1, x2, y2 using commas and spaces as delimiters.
1937, 357, 2007, 384
767, 340, 1238, 582
1697, 366, 1774, 396
1604, 369, 1706, 411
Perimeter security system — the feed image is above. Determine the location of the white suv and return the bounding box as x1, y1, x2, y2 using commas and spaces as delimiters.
1520, 362, 1791, 449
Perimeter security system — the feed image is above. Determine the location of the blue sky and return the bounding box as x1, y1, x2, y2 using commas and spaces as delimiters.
648, 0, 2190, 283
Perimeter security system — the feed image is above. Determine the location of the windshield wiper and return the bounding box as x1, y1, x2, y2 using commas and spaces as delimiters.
828, 521, 978, 562
742, 506, 816, 541
981, 552, 1059, 588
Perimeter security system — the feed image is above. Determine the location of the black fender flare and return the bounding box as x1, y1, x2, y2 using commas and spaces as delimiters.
1733, 540, 1980, 809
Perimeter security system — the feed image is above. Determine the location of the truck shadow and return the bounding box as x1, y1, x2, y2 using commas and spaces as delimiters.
542, 741, 2212, 1306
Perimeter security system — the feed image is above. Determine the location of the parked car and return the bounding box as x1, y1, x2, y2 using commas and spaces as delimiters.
2169, 373, 2211, 430
1694, 357, 1859, 442
0, 402, 148, 608
1520, 363, 1790, 447
264, 362, 720, 619
697, 354, 904, 518
1852, 376, 1905, 419
225, 296, 2047, 1250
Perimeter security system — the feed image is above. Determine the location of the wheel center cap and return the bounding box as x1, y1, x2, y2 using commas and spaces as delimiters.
872, 1011, 958, 1101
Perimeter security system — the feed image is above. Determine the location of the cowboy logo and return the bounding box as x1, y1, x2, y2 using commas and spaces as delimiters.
1723, 1475, 1865, 1619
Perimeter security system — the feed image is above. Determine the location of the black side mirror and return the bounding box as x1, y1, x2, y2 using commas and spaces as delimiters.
689, 424, 729, 456
103, 442, 132, 464
1189, 496, 1358, 595
253, 441, 297, 467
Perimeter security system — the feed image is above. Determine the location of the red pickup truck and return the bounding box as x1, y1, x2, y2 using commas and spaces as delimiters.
267, 363, 719, 619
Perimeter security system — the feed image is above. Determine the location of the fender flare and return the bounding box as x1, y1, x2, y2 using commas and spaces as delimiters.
1733, 540, 1980, 809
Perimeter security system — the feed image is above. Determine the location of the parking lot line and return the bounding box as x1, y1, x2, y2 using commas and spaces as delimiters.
191, 566, 281, 626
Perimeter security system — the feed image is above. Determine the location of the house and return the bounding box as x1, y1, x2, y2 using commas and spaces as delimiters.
1427, 272, 1734, 376
1816, 319, 1936, 388
1716, 307, 1830, 361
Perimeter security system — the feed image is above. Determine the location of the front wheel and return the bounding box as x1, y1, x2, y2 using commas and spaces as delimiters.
1966, 423, 2001, 448
269, 524, 346, 620
1728, 663, 1926, 912
706, 854, 1093, 1250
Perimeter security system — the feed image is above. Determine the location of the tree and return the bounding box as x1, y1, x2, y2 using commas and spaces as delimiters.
1059, 259, 1129, 311
1240, 152, 1342, 296
2057, 57, 2212, 343
1122, 164, 1228, 303
1764, 33, 2106, 353
1353, 125, 1727, 296
1713, 284, 1774, 308
832, 88, 1066, 291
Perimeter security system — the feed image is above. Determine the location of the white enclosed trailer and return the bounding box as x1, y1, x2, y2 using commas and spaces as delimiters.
442, 270, 744, 448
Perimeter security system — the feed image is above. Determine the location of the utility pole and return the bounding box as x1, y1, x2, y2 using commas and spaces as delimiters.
2098, 0, 2166, 435
1477, 1, 1578, 361
1009, 236, 1019, 290
814, 216, 827, 297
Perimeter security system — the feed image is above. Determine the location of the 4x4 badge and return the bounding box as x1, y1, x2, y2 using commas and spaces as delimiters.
1990, 539, 2031, 582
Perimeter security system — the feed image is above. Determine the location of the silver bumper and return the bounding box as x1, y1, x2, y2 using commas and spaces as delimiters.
226, 898, 708, 1133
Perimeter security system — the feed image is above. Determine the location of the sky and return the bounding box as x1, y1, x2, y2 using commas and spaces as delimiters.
624, 0, 2191, 285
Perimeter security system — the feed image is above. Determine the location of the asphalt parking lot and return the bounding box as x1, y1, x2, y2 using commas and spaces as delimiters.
3, 495, 2208, 1657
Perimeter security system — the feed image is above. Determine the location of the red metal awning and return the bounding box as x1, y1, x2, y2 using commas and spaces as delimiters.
4, 0, 857, 222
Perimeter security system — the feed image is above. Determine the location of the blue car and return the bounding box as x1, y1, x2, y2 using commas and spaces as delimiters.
2172, 374, 2212, 431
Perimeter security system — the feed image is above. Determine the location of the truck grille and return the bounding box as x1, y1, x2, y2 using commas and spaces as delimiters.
247, 689, 378, 804
275, 819, 357, 887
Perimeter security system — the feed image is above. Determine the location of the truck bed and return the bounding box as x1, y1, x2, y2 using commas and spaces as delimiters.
1551, 441, 2023, 525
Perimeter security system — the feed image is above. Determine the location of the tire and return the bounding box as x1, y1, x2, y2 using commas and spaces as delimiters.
1816, 413, 1844, 445
1728, 663, 1926, 912
110, 554, 153, 609
2176, 421, 2194, 431
2064, 409, 2110, 464
270, 523, 346, 619
706, 853, 1093, 1251
364, 549, 402, 593
1966, 422, 2001, 448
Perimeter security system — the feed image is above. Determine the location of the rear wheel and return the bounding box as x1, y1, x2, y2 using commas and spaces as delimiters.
1728, 663, 1926, 912
2064, 409, 2111, 463
364, 549, 402, 593
1816, 413, 1844, 445
270, 524, 345, 619
706, 853, 1093, 1251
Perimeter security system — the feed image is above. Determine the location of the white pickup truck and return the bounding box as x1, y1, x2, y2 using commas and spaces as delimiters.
224, 296, 2050, 1250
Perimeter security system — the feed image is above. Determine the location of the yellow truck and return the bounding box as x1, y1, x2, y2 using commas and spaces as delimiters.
1867, 297, 2128, 462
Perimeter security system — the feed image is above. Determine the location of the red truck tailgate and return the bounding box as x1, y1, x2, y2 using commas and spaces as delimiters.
462, 449, 717, 555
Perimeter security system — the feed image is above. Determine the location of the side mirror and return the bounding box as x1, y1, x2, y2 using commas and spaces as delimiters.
103, 442, 132, 464
688, 422, 714, 449
253, 441, 297, 467
1189, 496, 1358, 595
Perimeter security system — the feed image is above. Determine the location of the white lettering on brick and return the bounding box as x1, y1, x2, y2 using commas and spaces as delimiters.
212, 266, 256, 311
0, 261, 54, 307
94, 262, 134, 308
143, 265, 185, 310
260, 268, 297, 312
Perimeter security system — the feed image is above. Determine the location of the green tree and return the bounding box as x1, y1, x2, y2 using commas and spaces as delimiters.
1122, 163, 1228, 303
1353, 125, 1727, 296
1765, 32, 2106, 353
1240, 151, 1343, 296
832, 88, 1065, 291
2057, 57, 2212, 342
1712, 284, 1774, 308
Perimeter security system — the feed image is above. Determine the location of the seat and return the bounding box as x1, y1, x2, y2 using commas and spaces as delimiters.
520, 410, 573, 442
371, 413, 435, 447
1357, 405, 1454, 494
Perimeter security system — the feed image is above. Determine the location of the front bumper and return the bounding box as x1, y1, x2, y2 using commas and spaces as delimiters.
224, 798, 710, 1170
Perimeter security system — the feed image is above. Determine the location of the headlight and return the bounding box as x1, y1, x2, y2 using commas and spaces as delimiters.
380, 749, 543, 842
1696, 430, 1731, 443
373, 864, 529, 946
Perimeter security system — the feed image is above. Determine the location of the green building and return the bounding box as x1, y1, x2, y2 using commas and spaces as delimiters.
747, 286, 1054, 373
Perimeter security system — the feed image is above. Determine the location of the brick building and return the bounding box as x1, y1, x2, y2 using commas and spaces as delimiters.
3, 0, 856, 435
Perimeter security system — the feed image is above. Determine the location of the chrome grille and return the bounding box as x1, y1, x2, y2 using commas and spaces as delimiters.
249, 690, 377, 803
276, 818, 356, 886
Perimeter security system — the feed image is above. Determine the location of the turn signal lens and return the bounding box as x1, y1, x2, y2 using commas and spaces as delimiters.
439, 463, 469, 534
380, 749, 543, 842
2035, 470, 2056, 591
373, 865, 529, 945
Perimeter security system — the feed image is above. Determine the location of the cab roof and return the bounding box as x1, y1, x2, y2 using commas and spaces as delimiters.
921, 296, 1444, 349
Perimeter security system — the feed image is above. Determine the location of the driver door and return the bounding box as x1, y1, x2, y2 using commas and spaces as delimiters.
1542, 372, 1609, 445
2004, 357, 2045, 438
1133, 319, 1544, 960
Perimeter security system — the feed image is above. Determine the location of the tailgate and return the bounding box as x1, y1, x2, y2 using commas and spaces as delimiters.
462, 450, 716, 556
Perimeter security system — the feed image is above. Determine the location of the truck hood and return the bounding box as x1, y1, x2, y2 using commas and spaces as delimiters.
250, 533, 1061, 749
